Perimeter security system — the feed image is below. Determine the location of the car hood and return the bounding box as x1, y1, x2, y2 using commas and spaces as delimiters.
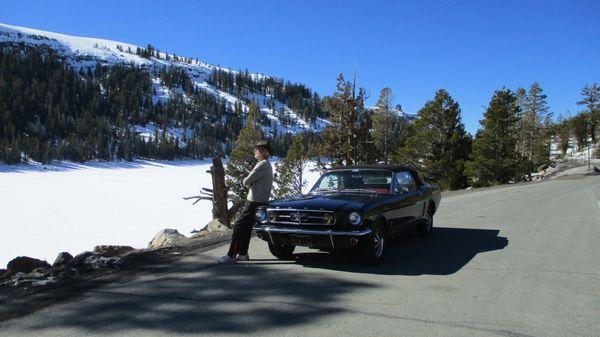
269, 193, 388, 212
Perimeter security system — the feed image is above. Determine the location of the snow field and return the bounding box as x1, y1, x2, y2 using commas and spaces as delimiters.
0, 159, 322, 268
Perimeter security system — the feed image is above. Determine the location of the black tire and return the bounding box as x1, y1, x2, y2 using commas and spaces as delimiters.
268, 242, 295, 260
418, 204, 434, 237
361, 221, 387, 265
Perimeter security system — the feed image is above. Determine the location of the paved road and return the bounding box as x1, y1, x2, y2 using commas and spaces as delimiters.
1, 176, 599, 337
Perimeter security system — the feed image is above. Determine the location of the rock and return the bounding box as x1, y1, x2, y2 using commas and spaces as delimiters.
52, 252, 73, 267
190, 231, 209, 239
148, 229, 189, 249
83, 255, 119, 270
12, 272, 26, 281
0, 269, 11, 281
67, 252, 95, 267
32, 276, 58, 287
66, 252, 117, 273
93, 245, 135, 257
48, 264, 78, 279
206, 219, 228, 232
27, 267, 50, 279
118, 250, 152, 267
7, 256, 50, 274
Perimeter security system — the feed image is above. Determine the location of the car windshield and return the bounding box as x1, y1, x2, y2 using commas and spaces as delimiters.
311, 169, 393, 194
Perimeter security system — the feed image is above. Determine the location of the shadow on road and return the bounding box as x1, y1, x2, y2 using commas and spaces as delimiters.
294, 227, 508, 275
11, 228, 506, 335
20, 261, 375, 335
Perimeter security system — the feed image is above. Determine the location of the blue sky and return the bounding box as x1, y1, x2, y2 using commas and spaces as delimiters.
2, 0, 599, 133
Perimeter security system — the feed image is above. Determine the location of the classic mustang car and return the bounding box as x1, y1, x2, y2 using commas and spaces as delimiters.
254, 165, 441, 264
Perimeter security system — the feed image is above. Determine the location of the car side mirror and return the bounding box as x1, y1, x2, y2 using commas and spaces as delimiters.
394, 185, 409, 194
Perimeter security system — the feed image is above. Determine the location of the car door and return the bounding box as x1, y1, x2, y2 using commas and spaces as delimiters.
387, 171, 422, 231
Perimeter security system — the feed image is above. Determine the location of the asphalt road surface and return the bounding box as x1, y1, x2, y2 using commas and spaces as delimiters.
1, 175, 599, 337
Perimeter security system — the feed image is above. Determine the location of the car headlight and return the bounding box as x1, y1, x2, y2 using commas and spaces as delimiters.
348, 212, 362, 226
255, 208, 267, 223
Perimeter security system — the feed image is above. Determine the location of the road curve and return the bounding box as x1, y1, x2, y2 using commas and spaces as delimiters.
1, 175, 599, 337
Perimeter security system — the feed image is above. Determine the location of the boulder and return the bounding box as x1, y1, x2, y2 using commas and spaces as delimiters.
12, 272, 26, 281
83, 255, 119, 270
66, 252, 113, 273
28, 267, 50, 279
206, 219, 228, 232
0, 269, 10, 281
52, 252, 73, 267
67, 252, 95, 267
93, 245, 136, 257
148, 229, 189, 249
7, 256, 50, 274
117, 250, 157, 267
190, 231, 209, 239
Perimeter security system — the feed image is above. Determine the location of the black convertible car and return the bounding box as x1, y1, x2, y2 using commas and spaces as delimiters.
254, 165, 441, 264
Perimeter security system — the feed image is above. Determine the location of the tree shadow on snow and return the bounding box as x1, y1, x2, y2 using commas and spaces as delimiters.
293, 227, 508, 275
0, 159, 214, 174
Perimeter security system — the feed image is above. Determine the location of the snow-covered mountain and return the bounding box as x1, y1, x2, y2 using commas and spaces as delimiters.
369, 105, 417, 120
0, 22, 329, 138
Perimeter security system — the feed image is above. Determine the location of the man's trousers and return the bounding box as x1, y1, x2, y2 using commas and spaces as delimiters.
227, 201, 266, 257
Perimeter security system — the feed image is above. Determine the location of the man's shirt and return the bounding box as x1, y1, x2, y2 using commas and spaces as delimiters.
243, 159, 273, 202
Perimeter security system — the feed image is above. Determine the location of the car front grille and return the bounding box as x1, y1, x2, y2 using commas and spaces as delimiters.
266, 208, 335, 226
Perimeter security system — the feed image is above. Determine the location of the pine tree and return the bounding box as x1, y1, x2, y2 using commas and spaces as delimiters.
398, 89, 471, 190
515, 87, 526, 154
273, 134, 308, 198
318, 74, 357, 168
466, 89, 524, 186
570, 112, 589, 150
534, 116, 554, 165
520, 82, 551, 164
555, 114, 571, 156
225, 103, 264, 208
576, 83, 600, 143
371, 87, 402, 163
352, 87, 376, 164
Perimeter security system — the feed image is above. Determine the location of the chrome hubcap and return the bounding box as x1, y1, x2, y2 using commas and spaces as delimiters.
373, 229, 384, 257
425, 213, 432, 231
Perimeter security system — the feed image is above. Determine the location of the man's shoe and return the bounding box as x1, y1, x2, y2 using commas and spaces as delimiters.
237, 254, 249, 261
217, 255, 237, 264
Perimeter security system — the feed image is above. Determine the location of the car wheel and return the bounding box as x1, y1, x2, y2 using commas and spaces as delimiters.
268, 242, 295, 260
361, 221, 387, 265
418, 205, 434, 237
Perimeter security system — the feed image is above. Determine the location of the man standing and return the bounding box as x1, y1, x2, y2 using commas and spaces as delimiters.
218, 140, 273, 263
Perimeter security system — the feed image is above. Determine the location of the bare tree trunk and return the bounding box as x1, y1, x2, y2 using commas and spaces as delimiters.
210, 156, 230, 227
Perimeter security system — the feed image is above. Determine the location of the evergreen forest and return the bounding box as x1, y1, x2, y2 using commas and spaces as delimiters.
1, 42, 598, 194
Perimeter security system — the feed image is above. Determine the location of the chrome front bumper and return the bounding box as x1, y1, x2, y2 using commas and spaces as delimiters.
254, 226, 372, 249
256, 226, 372, 236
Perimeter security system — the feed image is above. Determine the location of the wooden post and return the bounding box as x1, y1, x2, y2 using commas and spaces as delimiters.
210, 156, 230, 227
